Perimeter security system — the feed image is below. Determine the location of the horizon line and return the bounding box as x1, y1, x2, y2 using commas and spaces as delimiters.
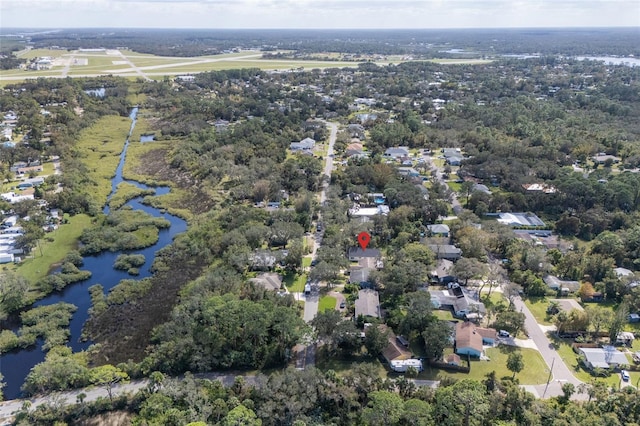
2, 25, 639, 32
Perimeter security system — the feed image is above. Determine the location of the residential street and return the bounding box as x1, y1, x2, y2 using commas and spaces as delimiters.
511, 295, 587, 399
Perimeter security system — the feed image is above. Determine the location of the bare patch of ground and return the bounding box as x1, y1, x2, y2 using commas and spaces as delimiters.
76, 411, 132, 426
551, 298, 584, 312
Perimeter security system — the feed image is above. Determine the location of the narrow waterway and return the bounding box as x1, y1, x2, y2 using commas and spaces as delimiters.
1, 107, 187, 399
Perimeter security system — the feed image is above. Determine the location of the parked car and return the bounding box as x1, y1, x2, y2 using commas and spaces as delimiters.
621, 370, 630, 382
339, 301, 346, 309
498, 330, 510, 338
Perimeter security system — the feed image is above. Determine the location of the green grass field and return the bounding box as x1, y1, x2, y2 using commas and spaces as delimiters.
284, 272, 308, 293
524, 297, 556, 325
419, 346, 549, 385
319, 296, 337, 312
11, 214, 92, 287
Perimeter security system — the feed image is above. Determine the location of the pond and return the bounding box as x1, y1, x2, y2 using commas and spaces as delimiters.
0, 107, 187, 400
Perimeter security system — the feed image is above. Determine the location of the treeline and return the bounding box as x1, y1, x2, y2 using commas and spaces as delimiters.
15, 368, 640, 425
22, 28, 640, 58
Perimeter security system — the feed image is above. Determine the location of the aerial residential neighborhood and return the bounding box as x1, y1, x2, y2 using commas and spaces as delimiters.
0, 21, 639, 426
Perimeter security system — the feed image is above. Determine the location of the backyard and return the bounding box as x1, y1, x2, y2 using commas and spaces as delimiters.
418, 345, 549, 385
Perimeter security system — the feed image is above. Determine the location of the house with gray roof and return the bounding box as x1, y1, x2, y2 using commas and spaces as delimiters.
579, 346, 628, 370
428, 244, 462, 261
290, 137, 316, 151
383, 146, 410, 159
355, 289, 381, 318
426, 224, 450, 238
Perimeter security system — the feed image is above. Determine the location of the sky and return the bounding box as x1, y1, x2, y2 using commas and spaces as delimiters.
1, 0, 639, 29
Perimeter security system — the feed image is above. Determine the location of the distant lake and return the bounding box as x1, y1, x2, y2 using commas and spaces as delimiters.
576, 56, 640, 67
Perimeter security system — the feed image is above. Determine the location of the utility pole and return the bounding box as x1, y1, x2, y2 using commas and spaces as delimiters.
543, 357, 555, 398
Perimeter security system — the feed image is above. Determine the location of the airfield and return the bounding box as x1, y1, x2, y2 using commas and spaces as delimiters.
0, 48, 491, 84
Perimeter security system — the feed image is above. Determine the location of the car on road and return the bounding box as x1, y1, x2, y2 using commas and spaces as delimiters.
621, 370, 630, 381
340, 301, 346, 309
498, 330, 510, 338
310, 259, 318, 267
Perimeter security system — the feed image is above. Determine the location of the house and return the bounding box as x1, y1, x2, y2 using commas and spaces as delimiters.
430, 285, 486, 319
1, 192, 35, 204
249, 273, 283, 291
428, 244, 462, 261
347, 124, 365, 139
348, 204, 389, 220
579, 346, 628, 370
397, 167, 420, 177
16, 165, 43, 175
473, 184, 491, 195
495, 212, 545, 227
377, 325, 416, 369
355, 289, 381, 318
455, 322, 496, 358
592, 153, 621, 165
248, 250, 278, 271
289, 137, 316, 151
430, 259, 455, 284
614, 267, 634, 277
522, 183, 557, 194
349, 267, 371, 286
383, 147, 410, 159
426, 224, 450, 238
348, 247, 381, 261
543, 275, 581, 294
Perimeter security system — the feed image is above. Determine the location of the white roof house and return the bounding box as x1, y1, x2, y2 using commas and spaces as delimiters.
579, 347, 629, 369
290, 137, 316, 151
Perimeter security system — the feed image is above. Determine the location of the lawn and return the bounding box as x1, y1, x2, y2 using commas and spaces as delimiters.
447, 181, 462, 192
418, 345, 549, 385
12, 214, 92, 288
284, 271, 308, 293
319, 296, 336, 312
524, 297, 556, 325
302, 257, 312, 268
315, 347, 387, 377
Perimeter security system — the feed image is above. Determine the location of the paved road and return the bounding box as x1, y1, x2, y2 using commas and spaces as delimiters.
0, 373, 253, 424
298, 121, 339, 368
424, 153, 463, 213
511, 295, 587, 399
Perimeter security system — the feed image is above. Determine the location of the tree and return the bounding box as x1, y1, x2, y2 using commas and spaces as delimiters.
608, 301, 629, 343
452, 258, 487, 286
364, 325, 390, 357
222, 404, 262, 426
361, 390, 404, 426
507, 352, 524, 379
493, 310, 526, 336
89, 364, 129, 402
402, 398, 433, 426
0, 271, 30, 319
585, 306, 610, 341
459, 180, 475, 207
422, 320, 452, 361
311, 309, 342, 339
400, 291, 434, 338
